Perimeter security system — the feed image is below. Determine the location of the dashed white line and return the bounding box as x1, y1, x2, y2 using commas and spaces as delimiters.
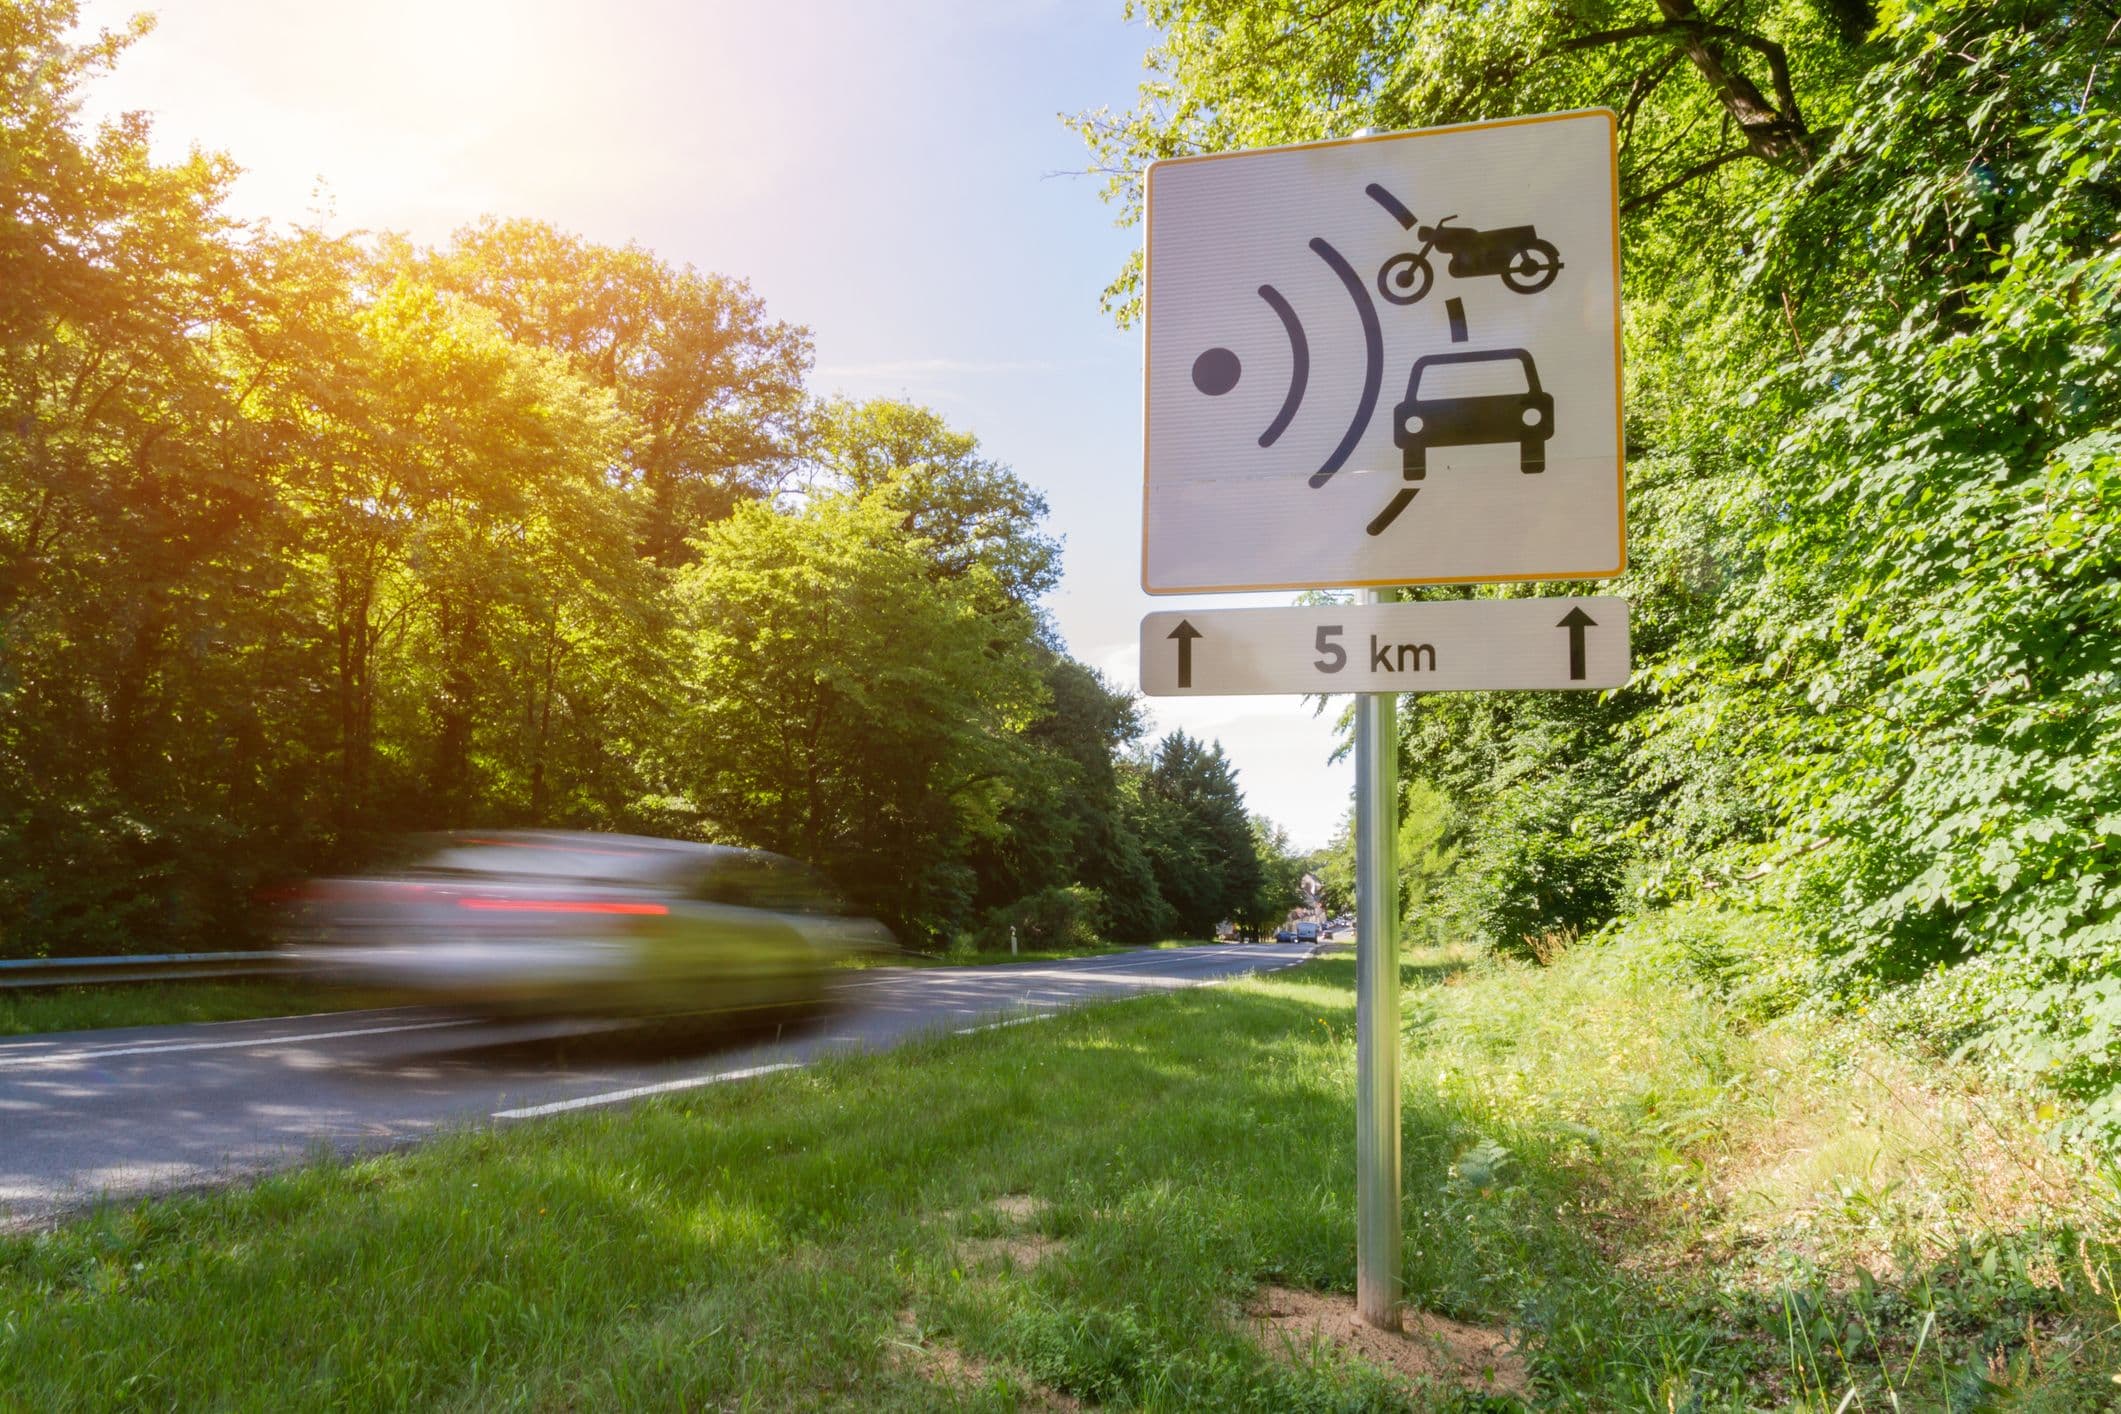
492, 1061, 807, 1119
0, 1018, 479, 1070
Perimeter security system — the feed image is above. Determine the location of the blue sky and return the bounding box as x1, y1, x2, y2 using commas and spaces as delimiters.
76, 0, 1354, 849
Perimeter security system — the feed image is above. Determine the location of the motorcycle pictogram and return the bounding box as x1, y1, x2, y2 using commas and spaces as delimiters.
1375, 216, 1563, 306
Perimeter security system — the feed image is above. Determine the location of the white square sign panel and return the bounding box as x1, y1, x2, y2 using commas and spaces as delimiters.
1142, 110, 1624, 593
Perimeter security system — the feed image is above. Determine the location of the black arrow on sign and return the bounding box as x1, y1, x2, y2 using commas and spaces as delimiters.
1168, 619, 1202, 689
1557, 606, 1596, 682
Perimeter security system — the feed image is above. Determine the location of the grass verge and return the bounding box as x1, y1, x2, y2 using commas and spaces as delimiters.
4, 917, 2115, 1408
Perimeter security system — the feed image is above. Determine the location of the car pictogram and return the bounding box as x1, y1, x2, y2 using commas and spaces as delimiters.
1393, 348, 1554, 480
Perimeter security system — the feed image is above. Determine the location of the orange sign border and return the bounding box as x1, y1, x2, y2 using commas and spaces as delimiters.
1141, 108, 1626, 595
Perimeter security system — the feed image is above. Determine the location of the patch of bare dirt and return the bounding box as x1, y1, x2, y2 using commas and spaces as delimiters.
959, 1232, 1068, 1268
955, 1194, 1066, 1270
891, 1311, 1084, 1410
1247, 1286, 1530, 1400
990, 1194, 1049, 1223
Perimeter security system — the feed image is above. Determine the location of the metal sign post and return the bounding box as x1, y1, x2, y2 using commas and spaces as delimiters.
1353, 586, 1402, 1330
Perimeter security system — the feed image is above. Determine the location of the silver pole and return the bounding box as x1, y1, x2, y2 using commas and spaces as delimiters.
1354, 585, 1402, 1331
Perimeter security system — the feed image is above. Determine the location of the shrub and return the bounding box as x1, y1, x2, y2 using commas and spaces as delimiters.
975, 885, 1104, 953
1445, 774, 1629, 962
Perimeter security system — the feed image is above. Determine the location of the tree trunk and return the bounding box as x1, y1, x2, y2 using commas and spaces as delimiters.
528, 608, 561, 826
430, 599, 481, 821
1654, 0, 1816, 168
334, 567, 375, 833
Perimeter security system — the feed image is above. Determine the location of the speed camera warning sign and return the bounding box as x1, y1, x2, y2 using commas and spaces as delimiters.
1141, 110, 1624, 593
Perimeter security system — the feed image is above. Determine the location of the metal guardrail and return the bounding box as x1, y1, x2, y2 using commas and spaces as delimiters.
0, 951, 295, 990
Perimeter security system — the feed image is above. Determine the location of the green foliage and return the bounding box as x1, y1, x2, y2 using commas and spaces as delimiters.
1442, 770, 1629, 961
0, 0, 1284, 957
812, 397, 1062, 611
422, 215, 812, 568
664, 490, 1047, 940
975, 884, 1105, 954
1131, 731, 1261, 937
1397, 684, 1642, 953
1710, 4, 2121, 1126
1314, 777, 1461, 939
1081, 0, 2121, 1132
1240, 814, 1306, 932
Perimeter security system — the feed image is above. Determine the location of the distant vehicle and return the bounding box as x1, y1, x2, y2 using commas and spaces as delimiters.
1293, 920, 1321, 942
1394, 348, 1554, 480
281, 831, 892, 1020
1275, 928, 1296, 944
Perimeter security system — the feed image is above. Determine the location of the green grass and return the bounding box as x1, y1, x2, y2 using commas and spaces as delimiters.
4, 920, 2115, 1409
0, 980, 411, 1039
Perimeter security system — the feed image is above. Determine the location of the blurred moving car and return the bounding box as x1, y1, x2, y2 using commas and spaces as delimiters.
281, 831, 893, 1019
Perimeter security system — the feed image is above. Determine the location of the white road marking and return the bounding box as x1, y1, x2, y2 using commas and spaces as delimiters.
953, 1013, 1058, 1035
491, 1061, 806, 1119
0, 1018, 479, 1070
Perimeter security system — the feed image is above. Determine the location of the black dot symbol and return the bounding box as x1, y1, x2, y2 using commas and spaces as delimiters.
1192, 347, 1241, 396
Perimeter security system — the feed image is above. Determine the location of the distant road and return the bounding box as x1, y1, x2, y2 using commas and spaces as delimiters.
0, 943, 1314, 1229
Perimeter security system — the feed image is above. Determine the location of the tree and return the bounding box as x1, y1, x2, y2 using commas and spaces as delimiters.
810, 397, 1063, 612
1076, 0, 2121, 1121
663, 490, 1047, 940
1134, 731, 1260, 937
1, 1, 304, 948
0, 0, 1256, 977
1243, 816, 1307, 935
1314, 778, 1461, 940
314, 274, 641, 828
424, 218, 813, 565
964, 651, 1156, 928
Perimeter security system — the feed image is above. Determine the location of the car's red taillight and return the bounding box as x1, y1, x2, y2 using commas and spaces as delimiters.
455, 898, 669, 916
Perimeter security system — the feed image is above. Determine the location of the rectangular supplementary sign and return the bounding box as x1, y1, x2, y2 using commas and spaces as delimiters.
1139, 597, 1629, 697
1143, 109, 1623, 594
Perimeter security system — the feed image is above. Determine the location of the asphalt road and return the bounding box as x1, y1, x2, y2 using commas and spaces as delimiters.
0, 942, 1315, 1230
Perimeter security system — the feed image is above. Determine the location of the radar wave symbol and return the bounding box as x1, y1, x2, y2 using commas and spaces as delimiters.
1211, 238, 1384, 487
